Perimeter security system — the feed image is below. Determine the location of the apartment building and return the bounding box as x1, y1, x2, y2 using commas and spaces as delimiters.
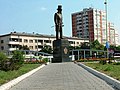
0, 32, 89, 54
108, 22, 115, 45
72, 7, 119, 46
115, 31, 119, 46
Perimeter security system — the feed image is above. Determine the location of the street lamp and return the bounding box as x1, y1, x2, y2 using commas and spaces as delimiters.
104, 0, 109, 59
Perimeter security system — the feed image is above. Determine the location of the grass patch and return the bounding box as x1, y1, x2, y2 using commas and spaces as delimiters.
0, 64, 40, 85
84, 63, 120, 81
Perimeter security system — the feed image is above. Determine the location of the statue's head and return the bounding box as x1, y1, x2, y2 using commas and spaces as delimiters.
57, 5, 62, 12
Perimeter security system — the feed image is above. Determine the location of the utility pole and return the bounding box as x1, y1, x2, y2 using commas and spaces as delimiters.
104, 0, 109, 59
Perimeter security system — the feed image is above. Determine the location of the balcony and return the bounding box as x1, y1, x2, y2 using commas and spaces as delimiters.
9, 48, 18, 51
8, 41, 19, 45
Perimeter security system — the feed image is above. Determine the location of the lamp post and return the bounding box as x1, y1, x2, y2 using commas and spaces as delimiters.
104, 0, 109, 59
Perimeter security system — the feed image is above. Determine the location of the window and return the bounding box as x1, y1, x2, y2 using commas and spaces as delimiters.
77, 42, 79, 44
44, 40, 50, 43
29, 46, 33, 49
19, 39, 22, 42
35, 39, 38, 43
29, 40, 33, 43
1, 40, 4, 43
69, 41, 74, 44
24, 39, 28, 43
1, 46, 4, 50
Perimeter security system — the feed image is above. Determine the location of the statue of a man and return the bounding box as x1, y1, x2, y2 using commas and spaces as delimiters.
54, 5, 63, 39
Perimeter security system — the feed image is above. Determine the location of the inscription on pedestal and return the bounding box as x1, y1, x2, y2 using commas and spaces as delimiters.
52, 39, 70, 63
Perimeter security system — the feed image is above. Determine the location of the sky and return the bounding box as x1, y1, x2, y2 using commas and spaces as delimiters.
0, 0, 120, 37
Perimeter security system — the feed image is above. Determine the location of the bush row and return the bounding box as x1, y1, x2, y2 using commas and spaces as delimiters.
0, 50, 24, 71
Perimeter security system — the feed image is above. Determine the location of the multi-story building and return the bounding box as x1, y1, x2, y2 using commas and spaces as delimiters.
115, 31, 119, 46
72, 7, 119, 46
108, 22, 115, 45
0, 32, 89, 54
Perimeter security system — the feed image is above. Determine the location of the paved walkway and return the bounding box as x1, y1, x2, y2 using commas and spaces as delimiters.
9, 62, 115, 90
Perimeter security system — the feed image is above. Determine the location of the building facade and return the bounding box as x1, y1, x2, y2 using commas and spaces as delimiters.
72, 7, 119, 46
0, 32, 89, 54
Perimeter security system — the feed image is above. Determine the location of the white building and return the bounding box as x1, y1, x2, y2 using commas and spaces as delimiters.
0, 32, 89, 54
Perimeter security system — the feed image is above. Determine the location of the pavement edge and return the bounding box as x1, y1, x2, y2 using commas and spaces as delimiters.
78, 63, 120, 90
0, 64, 46, 90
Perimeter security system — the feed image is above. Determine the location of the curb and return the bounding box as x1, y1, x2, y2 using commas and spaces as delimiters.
0, 64, 46, 90
78, 63, 120, 90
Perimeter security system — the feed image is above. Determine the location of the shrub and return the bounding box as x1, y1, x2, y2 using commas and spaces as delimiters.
10, 50, 25, 70
42, 58, 48, 63
99, 60, 107, 65
0, 52, 7, 70
0, 52, 7, 63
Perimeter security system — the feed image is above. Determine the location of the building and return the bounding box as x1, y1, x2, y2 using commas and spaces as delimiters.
72, 7, 119, 46
108, 22, 115, 45
115, 31, 119, 46
0, 32, 89, 54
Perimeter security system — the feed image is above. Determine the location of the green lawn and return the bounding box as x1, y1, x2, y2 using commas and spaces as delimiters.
84, 63, 120, 81
0, 64, 40, 85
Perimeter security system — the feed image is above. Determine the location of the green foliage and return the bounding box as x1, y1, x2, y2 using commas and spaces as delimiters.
1, 50, 25, 71
10, 50, 24, 70
12, 50, 24, 64
0, 52, 8, 70
91, 40, 104, 50
39, 56, 42, 60
40, 45, 52, 54
109, 45, 120, 51
0, 52, 7, 62
42, 58, 48, 63
80, 42, 90, 49
103, 66, 113, 71
69, 46, 75, 50
116, 45, 120, 50
0, 64, 40, 85
99, 60, 107, 65
19, 45, 29, 50
113, 62, 120, 65
85, 63, 120, 80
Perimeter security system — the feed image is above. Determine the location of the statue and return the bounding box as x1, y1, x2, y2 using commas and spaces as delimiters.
53, 5, 70, 63
54, 5, 63, 39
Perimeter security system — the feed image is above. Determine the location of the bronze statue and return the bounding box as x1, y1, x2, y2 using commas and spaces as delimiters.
54, 5, 63, 39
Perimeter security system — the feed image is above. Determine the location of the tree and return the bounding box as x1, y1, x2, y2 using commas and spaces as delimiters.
40, 45, 52, 54
0, 52, 7, 70
10, 50, 25, 70
91, 40, 104, 50
0, 52, 7, 63
69, 46, 74, 50
80, 42, 90, 49
19, 45, 29, 50
116, 45, 120, 50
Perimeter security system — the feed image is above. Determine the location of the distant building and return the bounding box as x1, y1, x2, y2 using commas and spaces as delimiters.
71, 7, 119, 46
115, 31, 119, 46
0, 32, 89, 54
108, 22, 115, 45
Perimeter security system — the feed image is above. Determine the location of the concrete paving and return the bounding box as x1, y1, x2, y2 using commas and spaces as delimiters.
9, 62, 115, 90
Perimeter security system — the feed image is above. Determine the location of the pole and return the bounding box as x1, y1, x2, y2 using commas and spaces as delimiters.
104, 0, 109, 59
37, 39, 38, 56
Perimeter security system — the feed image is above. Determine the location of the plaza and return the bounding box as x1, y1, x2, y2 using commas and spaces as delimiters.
8, 63, 115, 90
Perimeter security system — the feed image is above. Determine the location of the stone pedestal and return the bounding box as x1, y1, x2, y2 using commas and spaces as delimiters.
52, 39, 70, 63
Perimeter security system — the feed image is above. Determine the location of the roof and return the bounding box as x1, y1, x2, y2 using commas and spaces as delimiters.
0, 32, 89, 41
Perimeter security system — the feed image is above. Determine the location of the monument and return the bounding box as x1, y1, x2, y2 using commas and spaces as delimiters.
52, 5, 70, 63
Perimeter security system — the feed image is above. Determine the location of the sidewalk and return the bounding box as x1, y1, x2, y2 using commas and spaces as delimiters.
9, 62, 115, 90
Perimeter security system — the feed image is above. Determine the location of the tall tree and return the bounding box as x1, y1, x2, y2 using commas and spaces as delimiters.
91, 40, 104, 50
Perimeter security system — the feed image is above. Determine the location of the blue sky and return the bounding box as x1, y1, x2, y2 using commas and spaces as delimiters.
0, 0, 120, 37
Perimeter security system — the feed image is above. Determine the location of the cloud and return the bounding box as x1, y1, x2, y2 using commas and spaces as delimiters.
40, 7, 47, 11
